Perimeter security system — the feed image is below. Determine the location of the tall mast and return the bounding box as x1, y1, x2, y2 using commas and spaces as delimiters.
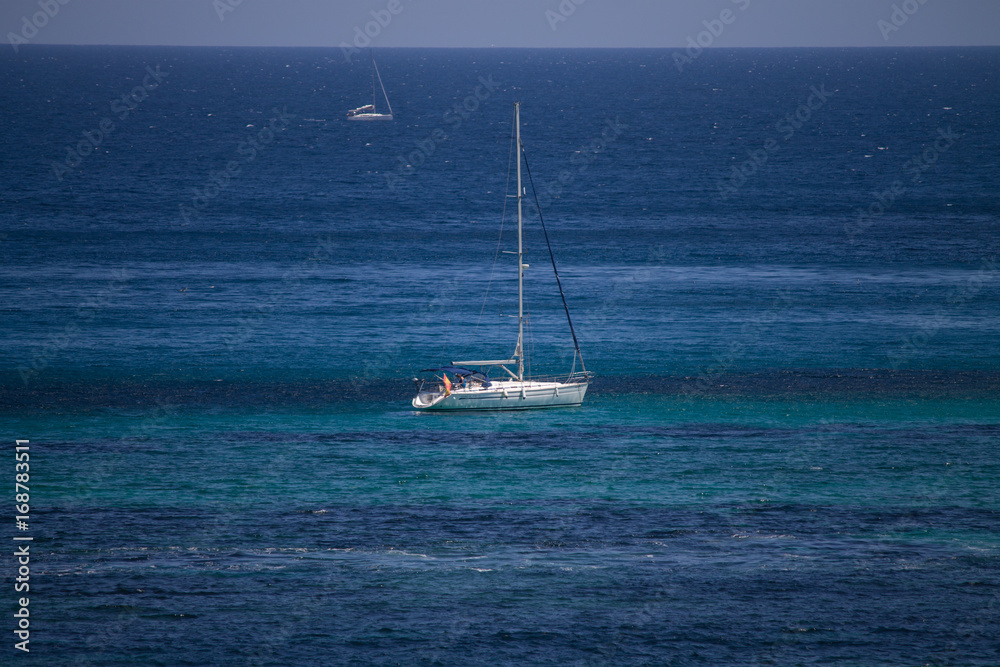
515, 102, 524, 382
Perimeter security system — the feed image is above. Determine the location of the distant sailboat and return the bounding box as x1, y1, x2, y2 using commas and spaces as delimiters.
411, 102, 592, 411
347, 51, 393, 121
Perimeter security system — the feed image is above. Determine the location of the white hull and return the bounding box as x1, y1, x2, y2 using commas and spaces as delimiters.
347, 113, 393, 121
413, 379, 588, 411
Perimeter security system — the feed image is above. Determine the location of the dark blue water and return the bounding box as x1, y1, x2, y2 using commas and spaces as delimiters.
2, 46, 999, 665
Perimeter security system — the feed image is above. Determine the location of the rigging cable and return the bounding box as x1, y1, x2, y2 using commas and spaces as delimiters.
519, 141, 587, 373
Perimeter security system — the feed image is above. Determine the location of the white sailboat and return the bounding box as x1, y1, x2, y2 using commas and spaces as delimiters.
347, 51, 393, 121
412, 102, 592, 411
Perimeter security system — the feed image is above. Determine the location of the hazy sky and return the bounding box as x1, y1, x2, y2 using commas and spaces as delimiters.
3, 0, 999, 49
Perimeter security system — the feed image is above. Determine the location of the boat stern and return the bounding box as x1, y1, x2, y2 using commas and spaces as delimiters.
412, 391, 447, 409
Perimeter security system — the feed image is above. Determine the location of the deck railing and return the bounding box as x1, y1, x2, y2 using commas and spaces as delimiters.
417, 371, 592, 391
517, 371, 593, 385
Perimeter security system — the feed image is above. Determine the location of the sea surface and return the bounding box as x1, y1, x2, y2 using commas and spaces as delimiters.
1, 46, 999, 665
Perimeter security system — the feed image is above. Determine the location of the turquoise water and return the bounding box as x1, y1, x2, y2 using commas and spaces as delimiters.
8, 392, 999, 664
2, 46, 999, 664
